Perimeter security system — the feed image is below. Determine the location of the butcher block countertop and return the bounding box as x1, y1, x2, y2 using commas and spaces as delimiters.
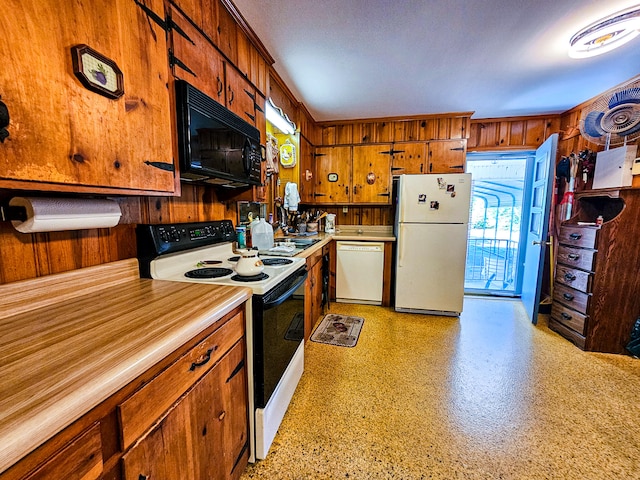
0, 259, 252, 475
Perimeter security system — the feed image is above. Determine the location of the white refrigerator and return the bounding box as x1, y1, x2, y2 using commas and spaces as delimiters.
394, 173, 471, 316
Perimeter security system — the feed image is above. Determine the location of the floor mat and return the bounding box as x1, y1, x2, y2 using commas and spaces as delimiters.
310, 313, 364, 347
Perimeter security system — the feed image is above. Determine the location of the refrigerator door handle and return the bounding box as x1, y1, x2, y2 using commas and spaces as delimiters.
397, 225, 405, 268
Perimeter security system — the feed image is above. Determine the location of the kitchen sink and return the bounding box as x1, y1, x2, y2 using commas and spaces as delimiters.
289, 238, 321, 248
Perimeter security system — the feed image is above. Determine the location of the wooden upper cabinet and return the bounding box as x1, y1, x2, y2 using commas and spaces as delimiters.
391, 142, 427, 175
171, 0, 219, 46
298, 136, 315, 204
313, 145, 392, 205
428, 139, 466, 174
0, 0, 176, 195
170, 6, 225, 105
225, 66, 257, 125
352, 145, 392, 204
217, 0, 238, 63
314, 146, 352, 203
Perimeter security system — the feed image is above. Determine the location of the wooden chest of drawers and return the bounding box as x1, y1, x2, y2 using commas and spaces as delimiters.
549, 189, 640, 354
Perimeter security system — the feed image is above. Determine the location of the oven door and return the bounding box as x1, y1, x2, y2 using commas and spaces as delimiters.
253, 266, 307, 408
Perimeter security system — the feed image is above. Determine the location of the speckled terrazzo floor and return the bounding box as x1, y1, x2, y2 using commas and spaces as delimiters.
240, 297, 640, 479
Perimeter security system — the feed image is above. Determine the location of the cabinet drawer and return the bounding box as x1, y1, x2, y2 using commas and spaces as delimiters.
551, 303, 587, 335
558, 225, 597, 249
118, 312, 244, 449
555, 265, 591, 293
553, 284, 589, 314
25, 423, 102, 480
556, 245, 596, 272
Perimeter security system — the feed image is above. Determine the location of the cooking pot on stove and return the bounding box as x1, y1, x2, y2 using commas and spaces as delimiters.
235, 248, 264, 276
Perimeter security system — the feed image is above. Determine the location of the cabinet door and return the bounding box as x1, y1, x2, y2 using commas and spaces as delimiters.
352, 145, 392, 204
225, 66, 257, 125
304, 251, 323, 341
391, 142, 427, 175
428, 139, 466, 173
0, 0, 175, 194
314, 146, 352, 204
172, 0, 219, 45
122, 341, 248, 480
298, 136, 316, 204
170, 6, 225, 105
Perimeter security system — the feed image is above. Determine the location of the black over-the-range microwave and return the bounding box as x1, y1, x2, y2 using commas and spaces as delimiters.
175, 79, 262, 187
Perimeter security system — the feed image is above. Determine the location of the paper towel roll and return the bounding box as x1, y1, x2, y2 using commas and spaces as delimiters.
9, 197, 122, 233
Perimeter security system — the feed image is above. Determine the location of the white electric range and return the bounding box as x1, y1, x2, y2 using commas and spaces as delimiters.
137, 220, 308, 462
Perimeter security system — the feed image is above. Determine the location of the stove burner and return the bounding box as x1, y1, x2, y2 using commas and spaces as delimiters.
185, 267, 234, 279
261, 258, 294, 266
228, 256, 240, 262
231, 273, 270, 282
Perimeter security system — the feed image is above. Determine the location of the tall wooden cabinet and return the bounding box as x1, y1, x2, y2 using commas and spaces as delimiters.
549, 188, 640, 354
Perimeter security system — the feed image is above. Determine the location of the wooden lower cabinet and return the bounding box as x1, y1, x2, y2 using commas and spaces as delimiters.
304, 245, 329, 341
23, 424, 103, 480
0, 306, 249, 480
122, 341, 248, 480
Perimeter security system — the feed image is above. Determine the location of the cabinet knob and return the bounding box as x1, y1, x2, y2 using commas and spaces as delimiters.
563, 293, 575, 301
564, 273, 576, 282
569, 233, 582, 240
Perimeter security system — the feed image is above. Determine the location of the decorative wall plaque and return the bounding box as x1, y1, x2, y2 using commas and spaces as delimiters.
71, 44, 124, 99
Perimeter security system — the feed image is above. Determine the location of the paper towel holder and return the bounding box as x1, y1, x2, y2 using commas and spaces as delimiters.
1, 196, 122, 233
0, 204, 28, 222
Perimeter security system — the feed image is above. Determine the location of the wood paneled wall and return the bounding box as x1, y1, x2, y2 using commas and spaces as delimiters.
468, 115, 561, 151
0, 185, 238, 283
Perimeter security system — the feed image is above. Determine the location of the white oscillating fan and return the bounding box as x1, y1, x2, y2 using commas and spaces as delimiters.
579, 81, 640, 148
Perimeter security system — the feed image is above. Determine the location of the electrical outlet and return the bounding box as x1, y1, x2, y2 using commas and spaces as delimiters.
343, 206, 348, 213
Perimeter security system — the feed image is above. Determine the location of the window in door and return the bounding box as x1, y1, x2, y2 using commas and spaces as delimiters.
464, 152, 533, 295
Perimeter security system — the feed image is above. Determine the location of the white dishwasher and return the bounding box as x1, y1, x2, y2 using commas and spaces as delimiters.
336, 241, 384, 305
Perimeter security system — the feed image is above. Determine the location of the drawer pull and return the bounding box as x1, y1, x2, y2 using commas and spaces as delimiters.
561, 312, 572, 320
563, 293, 575, 301
564, 273, 577, 282
567, 253, 580, 260
189, 346, 217, 371
218, 411, 226, 421
138, 475, 149, 480
569, 233, 582, 240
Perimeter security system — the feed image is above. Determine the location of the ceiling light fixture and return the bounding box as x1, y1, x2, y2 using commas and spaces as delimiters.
569, 5, 640, 58
266, 98, 296, 135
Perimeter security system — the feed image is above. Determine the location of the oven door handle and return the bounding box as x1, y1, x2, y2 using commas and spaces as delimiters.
263, 269, 308, 310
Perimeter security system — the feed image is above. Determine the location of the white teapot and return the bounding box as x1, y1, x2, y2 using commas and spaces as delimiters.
235, 249, 264, 276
